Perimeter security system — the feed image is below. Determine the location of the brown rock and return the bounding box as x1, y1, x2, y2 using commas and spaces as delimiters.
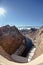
0, 25, 25, 55
32, 27, 43, 59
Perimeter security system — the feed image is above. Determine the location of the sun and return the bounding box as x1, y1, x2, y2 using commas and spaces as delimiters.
0, 7, 6, 16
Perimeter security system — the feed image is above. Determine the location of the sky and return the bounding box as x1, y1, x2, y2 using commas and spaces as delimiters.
0, 0, 43, 27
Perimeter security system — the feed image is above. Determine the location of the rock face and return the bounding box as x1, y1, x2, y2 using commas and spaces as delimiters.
0, 46, 12, 60
0, 25, 25, 55
20, 26, 43, 59
20, 28, 38, 43
32, 27, 43, 59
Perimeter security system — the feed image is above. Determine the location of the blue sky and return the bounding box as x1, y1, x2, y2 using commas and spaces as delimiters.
0, 0, 43, 27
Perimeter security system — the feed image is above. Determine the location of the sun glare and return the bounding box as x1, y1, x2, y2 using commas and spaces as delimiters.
0, 8, 6, 16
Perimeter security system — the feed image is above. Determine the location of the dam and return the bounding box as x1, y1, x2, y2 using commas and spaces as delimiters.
11, 37, 36, 63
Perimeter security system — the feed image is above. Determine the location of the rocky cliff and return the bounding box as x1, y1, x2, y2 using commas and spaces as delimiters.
32, 26, 43, 59
0, 25, 25, 55
20, 27, 43, 59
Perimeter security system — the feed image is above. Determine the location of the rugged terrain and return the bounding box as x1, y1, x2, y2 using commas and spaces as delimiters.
0, 25, 25, 55
20, 27, 43, 59
0, 25, 43, 64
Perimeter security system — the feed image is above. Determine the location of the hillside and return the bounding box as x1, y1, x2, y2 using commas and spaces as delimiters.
20, 27, 43, 59
0, 25, 25, 55
32, 27, 43, 59
0, 25, 43, 64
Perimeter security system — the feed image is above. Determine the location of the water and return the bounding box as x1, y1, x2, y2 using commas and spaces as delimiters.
21, 37, 34, 57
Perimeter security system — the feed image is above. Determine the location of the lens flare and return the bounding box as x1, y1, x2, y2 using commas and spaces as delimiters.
0, 8, 6, 16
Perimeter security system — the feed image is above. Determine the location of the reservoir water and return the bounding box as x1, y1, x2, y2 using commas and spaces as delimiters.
21, 37, 34, 57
